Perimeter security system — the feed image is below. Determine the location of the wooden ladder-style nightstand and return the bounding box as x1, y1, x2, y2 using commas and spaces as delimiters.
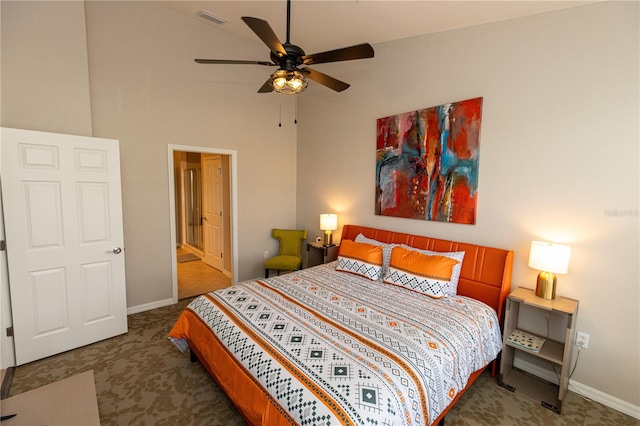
498, 287, 579, 413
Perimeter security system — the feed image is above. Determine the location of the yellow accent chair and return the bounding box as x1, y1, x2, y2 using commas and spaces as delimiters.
264, 229, 307, 278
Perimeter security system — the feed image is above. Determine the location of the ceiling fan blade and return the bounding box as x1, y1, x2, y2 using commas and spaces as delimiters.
300, 68, 350, 92
242, 17, 287, 57
195, 59, 275, 66
258, 79, 274, 93
302, 43, 374, 66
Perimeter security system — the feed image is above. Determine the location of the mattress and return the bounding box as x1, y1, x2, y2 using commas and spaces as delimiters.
169, 262, 503, 425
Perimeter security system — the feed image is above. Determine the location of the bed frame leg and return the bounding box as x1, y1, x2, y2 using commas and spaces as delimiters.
190, 348, 199, 363
438, 417, 445, 426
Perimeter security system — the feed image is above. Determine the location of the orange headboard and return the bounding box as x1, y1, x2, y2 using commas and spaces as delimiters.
341, 225, 514, 322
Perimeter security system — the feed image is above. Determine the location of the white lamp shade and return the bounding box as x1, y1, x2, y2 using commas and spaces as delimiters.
319, 214, 338, 231
528, 241, 571, 274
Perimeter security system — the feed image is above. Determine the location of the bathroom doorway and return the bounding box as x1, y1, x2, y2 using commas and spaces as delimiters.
168, 145, 238, 301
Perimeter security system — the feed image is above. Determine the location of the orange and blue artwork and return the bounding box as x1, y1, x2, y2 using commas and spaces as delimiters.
376, 97, 483, 224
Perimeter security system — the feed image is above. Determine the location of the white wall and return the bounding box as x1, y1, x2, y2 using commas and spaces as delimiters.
83, 1, 299, 306
0, 1, 93, 136
297, 0, 639, 412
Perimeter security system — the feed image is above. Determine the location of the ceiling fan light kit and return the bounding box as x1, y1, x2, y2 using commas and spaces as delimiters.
269, 70, 308, 94
194, 0, 374, 94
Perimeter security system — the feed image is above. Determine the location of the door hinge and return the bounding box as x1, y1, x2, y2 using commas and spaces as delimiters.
6, 327, 13, 337
0, 240, 6, 251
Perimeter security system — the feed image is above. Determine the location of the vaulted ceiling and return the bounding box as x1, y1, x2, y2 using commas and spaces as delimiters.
158, 1, 599, 56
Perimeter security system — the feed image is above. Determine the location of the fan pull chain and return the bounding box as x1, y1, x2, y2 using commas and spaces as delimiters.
278, 97, 282, 127
294, 97, 298, 124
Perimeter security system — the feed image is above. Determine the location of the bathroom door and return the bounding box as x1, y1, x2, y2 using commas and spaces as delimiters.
202, 154, 223, 270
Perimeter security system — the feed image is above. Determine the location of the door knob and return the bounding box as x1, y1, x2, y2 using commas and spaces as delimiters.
108, 247, 122, 254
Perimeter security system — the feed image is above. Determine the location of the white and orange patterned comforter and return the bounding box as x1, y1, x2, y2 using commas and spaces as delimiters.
169, 262, 502, 425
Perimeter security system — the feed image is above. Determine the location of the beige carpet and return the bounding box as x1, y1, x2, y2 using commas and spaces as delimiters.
1, 370, 100, 425
7, 298, 639, 426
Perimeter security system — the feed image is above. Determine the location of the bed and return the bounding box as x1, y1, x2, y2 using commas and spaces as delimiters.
169, 225, 514, 425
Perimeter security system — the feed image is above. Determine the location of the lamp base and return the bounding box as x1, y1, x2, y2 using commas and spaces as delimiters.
535, 271, 557, 299
323, 230, 333, 246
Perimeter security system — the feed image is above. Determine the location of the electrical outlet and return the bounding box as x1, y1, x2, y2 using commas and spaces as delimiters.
264, 251, 269, 259
576, 331, 590, 349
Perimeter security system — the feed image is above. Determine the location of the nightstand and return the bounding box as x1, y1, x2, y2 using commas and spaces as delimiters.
498, 287, 579, 413
305, 242, 339, 268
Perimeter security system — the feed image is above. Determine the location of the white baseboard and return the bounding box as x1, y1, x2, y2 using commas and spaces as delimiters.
514, 358, 640, 420
569, 380, 640, 420
127, 297, 175, 315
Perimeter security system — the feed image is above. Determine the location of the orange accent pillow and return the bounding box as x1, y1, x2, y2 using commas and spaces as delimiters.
335, 240, 383, 281
383, 246, 459, 298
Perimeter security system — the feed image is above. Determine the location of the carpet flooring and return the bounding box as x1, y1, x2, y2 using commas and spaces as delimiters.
8, 297, 639, 425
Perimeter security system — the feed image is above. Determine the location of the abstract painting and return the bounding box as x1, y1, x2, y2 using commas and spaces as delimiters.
376, 97, 483, 224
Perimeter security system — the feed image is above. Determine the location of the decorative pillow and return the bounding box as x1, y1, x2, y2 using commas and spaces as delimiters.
354, 233, 396, 279
336, 239, 383, 281
383, 246, 459, 298
400, 244, 465, 295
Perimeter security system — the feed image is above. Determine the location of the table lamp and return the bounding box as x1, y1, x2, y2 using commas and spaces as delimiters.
319, 214, 338, 246
528, 241, 571, 300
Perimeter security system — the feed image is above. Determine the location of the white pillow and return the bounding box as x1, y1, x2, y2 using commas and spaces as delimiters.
399, 244, 465, 296
354, 233, 396, 279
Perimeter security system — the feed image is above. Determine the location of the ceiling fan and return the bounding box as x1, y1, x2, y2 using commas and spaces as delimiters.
194, 0, 375, 94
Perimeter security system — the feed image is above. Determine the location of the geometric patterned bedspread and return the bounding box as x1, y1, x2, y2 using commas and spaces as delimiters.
169, 262, 502, 425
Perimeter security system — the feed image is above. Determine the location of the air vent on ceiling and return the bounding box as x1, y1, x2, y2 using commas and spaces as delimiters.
197, 10, 228, 25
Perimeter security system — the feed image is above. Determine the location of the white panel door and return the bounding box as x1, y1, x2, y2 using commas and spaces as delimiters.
1, 127, 128, 365
202, 154, 223, 271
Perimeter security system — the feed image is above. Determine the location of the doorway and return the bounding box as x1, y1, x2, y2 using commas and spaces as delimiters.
167, 145, 239, 303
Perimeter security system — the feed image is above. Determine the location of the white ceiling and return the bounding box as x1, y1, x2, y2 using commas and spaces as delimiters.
158, 0, 599, 57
